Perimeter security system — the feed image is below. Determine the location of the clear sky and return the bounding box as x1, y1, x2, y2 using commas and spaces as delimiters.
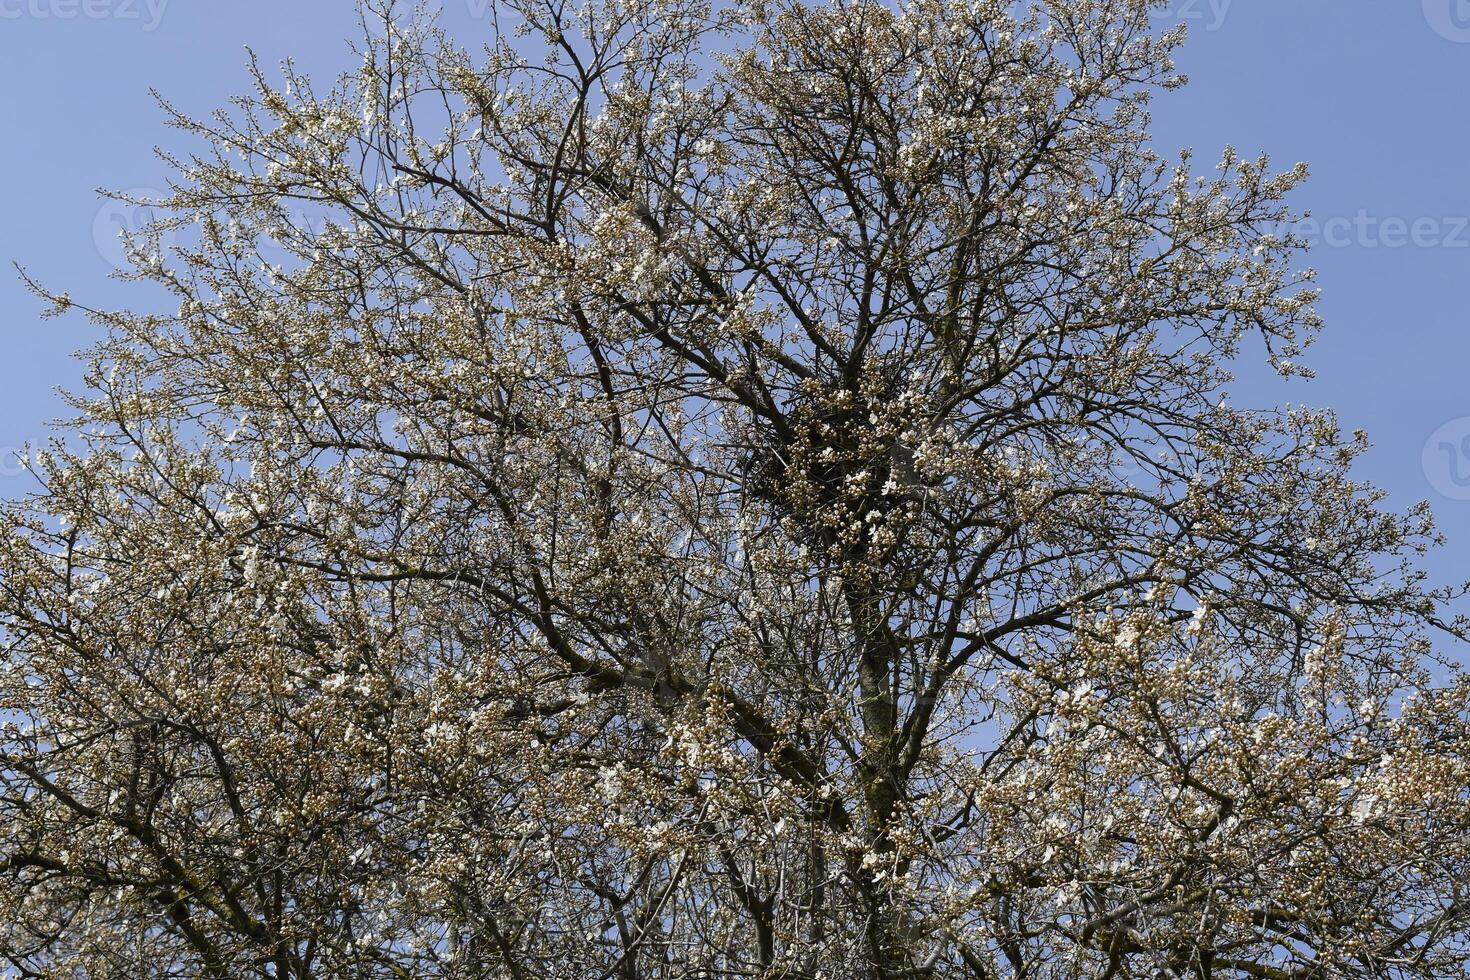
1, 1, 1467, 597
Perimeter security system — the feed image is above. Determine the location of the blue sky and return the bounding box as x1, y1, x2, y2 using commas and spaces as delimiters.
1, 0, 1467, 598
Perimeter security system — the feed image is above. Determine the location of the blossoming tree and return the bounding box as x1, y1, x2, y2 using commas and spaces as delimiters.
3, 0, 1469, 975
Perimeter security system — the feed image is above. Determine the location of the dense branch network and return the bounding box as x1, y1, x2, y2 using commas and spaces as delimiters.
2, 0, 1468, 976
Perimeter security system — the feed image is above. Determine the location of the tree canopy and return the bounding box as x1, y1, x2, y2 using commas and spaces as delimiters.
3, 0, 1469, 976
